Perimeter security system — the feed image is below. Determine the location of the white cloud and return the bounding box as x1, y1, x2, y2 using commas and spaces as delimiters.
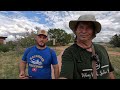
6, 35, 16, 42
0, 11, 50, 41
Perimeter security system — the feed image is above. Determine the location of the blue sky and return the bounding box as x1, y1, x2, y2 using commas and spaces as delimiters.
0, 11, 120, 42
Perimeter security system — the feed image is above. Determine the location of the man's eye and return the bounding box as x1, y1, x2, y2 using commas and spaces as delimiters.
43, 37, 47, 39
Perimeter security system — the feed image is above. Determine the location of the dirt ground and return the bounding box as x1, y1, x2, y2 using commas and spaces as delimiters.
108, 51, 120, 56
51, 46, 65, 79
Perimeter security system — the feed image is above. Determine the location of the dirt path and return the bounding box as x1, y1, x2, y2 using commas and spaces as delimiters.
52, 51, 64, 79
52, 46, 65, 79
108, 51, 120, 56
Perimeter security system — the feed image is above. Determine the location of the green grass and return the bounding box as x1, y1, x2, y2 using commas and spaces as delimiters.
109, 55, 120, 79
0, 51, 21, 79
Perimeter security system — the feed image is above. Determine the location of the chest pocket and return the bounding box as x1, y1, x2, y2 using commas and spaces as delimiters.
71, 49, 93, 79
69, 46, 87, 79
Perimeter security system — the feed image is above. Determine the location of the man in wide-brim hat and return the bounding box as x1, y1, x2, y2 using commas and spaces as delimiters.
59, 14, 115, 79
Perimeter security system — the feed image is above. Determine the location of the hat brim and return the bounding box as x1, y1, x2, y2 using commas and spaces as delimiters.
37, 34, 47, 37
69, 20, 101, 34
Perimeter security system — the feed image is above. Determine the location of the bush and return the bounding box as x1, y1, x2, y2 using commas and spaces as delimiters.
6, 41, 17, 51
0, 44, 9, 52
109, 34, 120, 47
46, 40, 53, 46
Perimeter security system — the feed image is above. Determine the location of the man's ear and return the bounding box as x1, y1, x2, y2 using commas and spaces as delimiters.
46, 37, 48, 41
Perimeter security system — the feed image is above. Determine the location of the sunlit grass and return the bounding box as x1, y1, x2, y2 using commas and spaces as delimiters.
106, 47, 120, 52
109, 55, 120, 79
0, 51, 21, 79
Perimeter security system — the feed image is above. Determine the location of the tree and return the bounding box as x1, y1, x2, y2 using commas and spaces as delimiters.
109, 34, 120, 47
16, 31, 36, 48
48, 28, 74, 46
6, 41, 17, 50
69, 33, 76, 43
0, 44, 9, 52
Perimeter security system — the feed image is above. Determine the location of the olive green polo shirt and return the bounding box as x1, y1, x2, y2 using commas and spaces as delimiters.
60, 43, 114, 79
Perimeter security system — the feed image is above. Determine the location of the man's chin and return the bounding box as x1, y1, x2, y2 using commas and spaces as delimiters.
38, 44, 45, 47
80, 38, 87, 41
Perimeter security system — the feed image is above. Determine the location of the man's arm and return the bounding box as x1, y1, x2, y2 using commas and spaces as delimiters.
109, 71, 115, 79
59, 48, 74, 79
53, 64, 59, 79
19, 60, 28, 79
108, 62, 115, 79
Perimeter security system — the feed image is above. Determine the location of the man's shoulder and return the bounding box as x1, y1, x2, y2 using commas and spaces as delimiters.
47, 47, 55, 53
93, 43, 107, 53
47, 46, 53, 50
93, 43, 105, 49
64, 44, 77, 52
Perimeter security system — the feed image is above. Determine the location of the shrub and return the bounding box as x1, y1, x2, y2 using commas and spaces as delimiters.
0, 44, 9, 52
109, 34, 120, 47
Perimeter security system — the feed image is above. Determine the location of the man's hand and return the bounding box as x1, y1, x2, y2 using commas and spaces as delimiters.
19, 71, 28, 79
19, 60, 28, 79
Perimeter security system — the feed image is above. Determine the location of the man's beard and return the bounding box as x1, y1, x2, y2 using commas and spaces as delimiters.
38, 43, 46, 47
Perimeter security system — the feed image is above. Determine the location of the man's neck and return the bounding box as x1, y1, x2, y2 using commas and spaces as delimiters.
76, 40, 92, 49
36, 45, 46, 50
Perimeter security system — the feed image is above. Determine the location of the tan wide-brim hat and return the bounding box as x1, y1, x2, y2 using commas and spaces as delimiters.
69, 14, 101, 34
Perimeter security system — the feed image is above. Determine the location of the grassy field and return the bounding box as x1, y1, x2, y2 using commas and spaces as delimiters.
0, 45, 120, 79
109, 55, 120, 79
0, 51, 20, 79
106, 47, 120, 79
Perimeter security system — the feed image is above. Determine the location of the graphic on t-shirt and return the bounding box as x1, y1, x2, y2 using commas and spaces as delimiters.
32, 67, 37, 72
29, 55, 44, 69
96, 62, 100, 70
81, 63, 109, 79
31, 59, 43, 65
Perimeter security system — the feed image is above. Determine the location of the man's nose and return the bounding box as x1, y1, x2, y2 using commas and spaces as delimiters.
82, 28, 87, 33
40, 38, 44, 41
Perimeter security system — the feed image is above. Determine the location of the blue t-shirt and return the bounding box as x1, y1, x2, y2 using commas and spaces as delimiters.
22, 45, 58, 79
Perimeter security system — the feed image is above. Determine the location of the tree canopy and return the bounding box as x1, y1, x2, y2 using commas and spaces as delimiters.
109, 34, 120, 47
48, 28, 74, 46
